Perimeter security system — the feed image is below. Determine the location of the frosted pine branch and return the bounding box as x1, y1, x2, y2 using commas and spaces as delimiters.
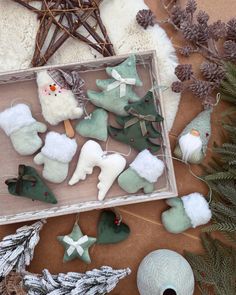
23, 266, 131, 295
0, 220, 46, 279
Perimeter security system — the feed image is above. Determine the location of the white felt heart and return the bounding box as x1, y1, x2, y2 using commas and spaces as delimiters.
69, 140, 126, 200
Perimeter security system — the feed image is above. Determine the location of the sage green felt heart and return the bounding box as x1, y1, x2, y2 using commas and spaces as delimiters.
76, 108, 108, 141
97, 210, 130, 244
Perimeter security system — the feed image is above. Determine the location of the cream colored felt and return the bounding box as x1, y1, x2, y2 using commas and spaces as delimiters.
69, 140, 126, 201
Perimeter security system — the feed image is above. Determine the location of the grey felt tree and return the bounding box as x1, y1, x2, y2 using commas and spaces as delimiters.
23, 266, 131, 295
0, 220, 45, 279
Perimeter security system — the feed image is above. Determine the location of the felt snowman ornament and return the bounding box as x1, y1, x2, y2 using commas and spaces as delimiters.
69, 140, 126, 200
118, 150, 165, 194
162, 193, 212, 234
34, 131, 77, 183
174, 109, 212, 164
36, 70, 83, 126
0, 104, 47, 156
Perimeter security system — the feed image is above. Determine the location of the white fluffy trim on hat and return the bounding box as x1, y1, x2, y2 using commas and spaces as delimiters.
0, 104, 36, 136
182, 193, 212, 228
130, 149, 165, 183
41, 131, 77, 163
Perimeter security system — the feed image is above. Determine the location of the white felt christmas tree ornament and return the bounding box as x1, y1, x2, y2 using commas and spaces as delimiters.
0, 104, 47, 155
36, 70, 83, 126
34, 131, 77, 183
69, 140, 126, 200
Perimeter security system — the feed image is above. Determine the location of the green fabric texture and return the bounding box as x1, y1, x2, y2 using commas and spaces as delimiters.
6, 165, 57, 204
97, 211, 130, 244
87, 55, 142, 116
10, 122, 47, 156
174, 109, 212, 164
161, 198, 192, 234
118, 167, 154, 194
108, 91, 163, 153
57, 223, 96, 264
76, 108, 108, 141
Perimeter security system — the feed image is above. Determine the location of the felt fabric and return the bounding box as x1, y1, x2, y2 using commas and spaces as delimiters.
34, 132, 77, 183
108, 91, 163, 153
69, 140, 126, 200
174, 109, 212, 164
76, 109, 108, 141
5, 165, 57, 204
37, 70, 83, 125
57, 223, 96, 264
0, 104, 47, 156
87, 55, 142, 116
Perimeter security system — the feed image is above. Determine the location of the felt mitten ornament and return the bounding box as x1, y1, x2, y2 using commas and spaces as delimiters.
34, 132, 77, 183
118, 150, 165, 194
87, 55, 143, 116
162, 193, 212, 234
174, 109, 211, 164
69, 140, 126, 200
108, 91, 163, 153
0, 104, 47, 156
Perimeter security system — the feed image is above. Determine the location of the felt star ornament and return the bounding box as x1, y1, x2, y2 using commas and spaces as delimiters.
57, 223, 96, 264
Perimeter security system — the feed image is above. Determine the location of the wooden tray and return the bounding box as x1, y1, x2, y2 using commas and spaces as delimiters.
0, 51, 177, 225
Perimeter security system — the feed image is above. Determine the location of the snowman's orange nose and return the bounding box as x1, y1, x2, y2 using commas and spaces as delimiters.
50, 85, 56, 91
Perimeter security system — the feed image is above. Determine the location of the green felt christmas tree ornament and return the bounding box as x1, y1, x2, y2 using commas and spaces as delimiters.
118, 150, 165, 194
87, 55, 143, 116
108, 91, 163, 153
5, 165, 57, 204
76, 108, 108, 141
57, 222, 96, 264
174, 109, 212, 164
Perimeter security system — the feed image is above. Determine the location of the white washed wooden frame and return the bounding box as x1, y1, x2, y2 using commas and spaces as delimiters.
0, 51, 177, 225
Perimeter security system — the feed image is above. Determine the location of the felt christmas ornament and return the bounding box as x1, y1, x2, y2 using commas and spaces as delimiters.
0, 104, 47, 156
5, 165, 57, 204
69, 140, 126, 200
118, 149, 165, 194
34, 131, 77, 183
57, 222, 96, 264
108, 91, 163, 153
97, 210, 130, 244
162, 193, 212, 234
76, 108, 108, 141
174, 109, 212, 164
36, 70, 83, 126
137, 249, 194, 295
87, 55, 143, 116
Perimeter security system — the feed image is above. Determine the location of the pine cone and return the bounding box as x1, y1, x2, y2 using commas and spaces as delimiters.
170, 5, 189, 28
181, 22, 199, 42
178, 45, 195, 57
200, 62, 226, 83
136, 9, 156, 29
189, 80, 213, 99
172, 81, 184, 93
197, 10, 209, 24
197, 24, 209, 44
223, 40, 236, 60
175, 64, 193, 81
186, 0, 197, 14
209, 20, 226, 41
227, 18, 236, 41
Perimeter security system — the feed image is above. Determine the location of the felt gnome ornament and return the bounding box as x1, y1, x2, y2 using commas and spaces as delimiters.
162, 193, 212, 234
174, 109, 212, 164
108, 91, 163, 153
0, 104, 47, 156
34, 131, 77, 183
118, 150, 165, 194
87, 55, 143, 116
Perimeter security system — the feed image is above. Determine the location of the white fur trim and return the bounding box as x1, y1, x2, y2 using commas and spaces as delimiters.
182, 193, 212, 228
0, 104, 35, 136
130, 149, 165, 183
41, 131, 77, 163
179, 133, 202, 162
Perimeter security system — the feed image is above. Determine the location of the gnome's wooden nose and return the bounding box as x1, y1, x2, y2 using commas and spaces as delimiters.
190, 129, 200, 137
50, 85, 56, 91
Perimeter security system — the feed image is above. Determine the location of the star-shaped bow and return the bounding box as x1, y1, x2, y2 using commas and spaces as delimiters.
57, 223, 96, 263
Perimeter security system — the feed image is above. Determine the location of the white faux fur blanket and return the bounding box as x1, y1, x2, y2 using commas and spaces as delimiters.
0, 0, 180, 131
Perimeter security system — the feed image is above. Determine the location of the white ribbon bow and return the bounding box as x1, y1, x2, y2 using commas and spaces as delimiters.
106, 69, 136, 97
63, 235, 89, 257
